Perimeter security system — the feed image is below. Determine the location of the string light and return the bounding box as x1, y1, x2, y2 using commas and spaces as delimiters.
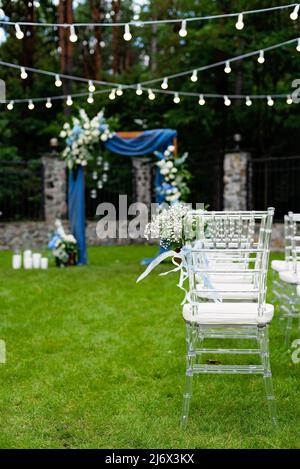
87, 93, 94, 104
20, 67, 28, 79
45, 97, 52, 108
7, 100, 14, 110
297, 38, 300, 52
116, 85, 123, 96
136, 84, 143, 95
224, 95, 231, 106
198, 94, 205, 105
235, 13, 244, 30
257, 50, 265, 63
28, 99, 35, 110
66, 95, 73, 106
88, 80, 95, 92
148, 89, 156, 100
191, 70, 198, 82
173, 92, 180, 104
245, 96, 252, 106
179, 20, 187, 37
109, 89, 116, 100
224, 60, 231, 73
55, 74, 62, 87
290, 4, 299, 20
161, 78, 168, 89
123, 23, 132, 41
267, 95, 274, 106
69, 25, 78, 42
286, 95, 293, 104
15, 23, 24, 39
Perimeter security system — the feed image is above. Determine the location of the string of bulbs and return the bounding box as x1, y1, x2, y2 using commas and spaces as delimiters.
2, 85, 297, 111
2, 3, 300, 43
1, 36, 299, 96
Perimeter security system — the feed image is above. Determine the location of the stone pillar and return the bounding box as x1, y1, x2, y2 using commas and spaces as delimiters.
42, 155, 67, 222
223, 151, 250, 211
132, 157, 152, 207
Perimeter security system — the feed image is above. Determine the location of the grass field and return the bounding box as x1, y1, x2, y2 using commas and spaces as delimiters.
0, 246, 299, 448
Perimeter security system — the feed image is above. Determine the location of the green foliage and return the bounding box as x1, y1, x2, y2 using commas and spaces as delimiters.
0, 1, 300, 204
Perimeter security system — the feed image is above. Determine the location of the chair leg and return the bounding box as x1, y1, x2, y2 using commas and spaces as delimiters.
285, 316, 293, 346
181, 323, 195, 429
258, 325, 278, 426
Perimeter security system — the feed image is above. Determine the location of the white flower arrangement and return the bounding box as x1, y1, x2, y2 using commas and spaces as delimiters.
144, 203, 191, 249
59, 109, 115, 169
49, 220, 78, 265
155, 146, 191, 203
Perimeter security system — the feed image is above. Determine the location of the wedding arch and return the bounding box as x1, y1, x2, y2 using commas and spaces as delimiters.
68, 128, 178, 264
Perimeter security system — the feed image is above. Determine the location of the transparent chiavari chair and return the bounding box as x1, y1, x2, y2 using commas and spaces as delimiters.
278, 212, 300, 344
181, 208, 277, 428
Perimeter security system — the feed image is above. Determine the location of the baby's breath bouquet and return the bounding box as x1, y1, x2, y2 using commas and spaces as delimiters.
144, 203, 191, 249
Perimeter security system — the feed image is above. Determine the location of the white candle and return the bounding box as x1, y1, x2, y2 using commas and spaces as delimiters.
24, 257, 33, 269
40, 257, 48, 270
23, 250, 32, 259
12, 254, 22, 269
32, 253, 42, 269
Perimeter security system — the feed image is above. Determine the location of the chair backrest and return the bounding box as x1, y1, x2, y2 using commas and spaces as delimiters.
288, 212, 300, 274
183, 208, 274, 318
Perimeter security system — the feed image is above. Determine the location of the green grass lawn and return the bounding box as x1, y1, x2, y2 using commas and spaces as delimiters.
0, 246, 299, 449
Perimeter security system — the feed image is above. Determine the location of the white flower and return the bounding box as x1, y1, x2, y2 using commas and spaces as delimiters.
168, 145, 175, 152
60, 130, 67, 138
100, 133, 108, 142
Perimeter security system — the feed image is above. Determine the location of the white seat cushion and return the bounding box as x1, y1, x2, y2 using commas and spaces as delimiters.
271, 260, 289, 272
279, 270, 300, 284
195, 282, 258, 300
183, 302, 274, 325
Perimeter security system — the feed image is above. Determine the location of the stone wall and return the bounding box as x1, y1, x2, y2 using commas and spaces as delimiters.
42, 155, 67, 222
0, 220, 285, 251
223, 152, 249, 211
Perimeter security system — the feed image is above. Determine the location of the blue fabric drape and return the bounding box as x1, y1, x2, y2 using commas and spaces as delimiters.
68, 129, 177, 265
68, 166, 87, 265
105, 129, 177, 156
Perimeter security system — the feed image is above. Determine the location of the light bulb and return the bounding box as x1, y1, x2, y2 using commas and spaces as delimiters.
297, 38, 300, 52
148, 89, 155, 101
136, 84, 143, 95
87, 93, 94, 104
191, 70, 198, 82
15, 23, 24, 39
257, 50, 265, 64
45, 98, 52, 108
245, 96, 252, 106
123, 23, 132, 41
290, 5, 299, 20
235, 13, 244, 30
109, 89, 116, 100
28, 99, 34, 110
88, 80, 95, 92
267, 96, 274, 106
55, 74, 62, 87
116, 86, 123, 96
20, 67, 28, 79
286, 95, 293, 104
179, 20, 187, 37
198, 94, 205, 106
66, 95, 73, 106
173, 92, 180, 104
224, 60, 231, 74
7, 100, 14, 110
161, 78, 168, 89
224, 95, 231, 106
69, 25, 78, 42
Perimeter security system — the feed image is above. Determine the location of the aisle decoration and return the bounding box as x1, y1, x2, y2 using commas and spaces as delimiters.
155, 146, 191, 203
48, 220, 78, 267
